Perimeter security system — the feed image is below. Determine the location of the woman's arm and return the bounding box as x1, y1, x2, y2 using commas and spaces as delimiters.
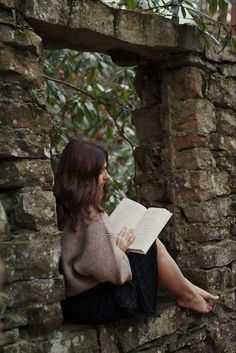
72, 213, 132, 285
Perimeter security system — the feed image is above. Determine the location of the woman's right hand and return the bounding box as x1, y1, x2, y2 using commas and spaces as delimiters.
116, 226, 136, 253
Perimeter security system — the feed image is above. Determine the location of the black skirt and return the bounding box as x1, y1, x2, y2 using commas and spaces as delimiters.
61, 242, 158, 324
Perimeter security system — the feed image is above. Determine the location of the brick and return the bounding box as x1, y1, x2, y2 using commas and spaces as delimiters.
175, 149, 216, 170
167, 67, 204, 100
172, 99, 216, 134
173, 135, 207, 150
183, 197, 231, 223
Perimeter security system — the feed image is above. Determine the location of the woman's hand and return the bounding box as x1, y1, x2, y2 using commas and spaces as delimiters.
116, 226, 136, 253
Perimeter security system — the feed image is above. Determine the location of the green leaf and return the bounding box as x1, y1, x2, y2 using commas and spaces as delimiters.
208, 0, 218, 15
219, 0, 228, 12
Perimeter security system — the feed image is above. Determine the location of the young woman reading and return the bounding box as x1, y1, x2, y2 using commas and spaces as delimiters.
53, 139, 219, 324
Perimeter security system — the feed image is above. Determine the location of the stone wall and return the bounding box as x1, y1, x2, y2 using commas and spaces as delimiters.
0, 1, 235, 352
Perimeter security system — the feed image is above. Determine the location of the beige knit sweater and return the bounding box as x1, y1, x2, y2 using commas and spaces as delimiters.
61, 210, 132, 297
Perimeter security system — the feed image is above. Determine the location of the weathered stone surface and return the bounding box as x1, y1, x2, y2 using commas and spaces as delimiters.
183, 197, 231, 223
0, 201, 8, 236
180, 222, 230, 242
0, 291, 10, 315
216, 109, 236, 136
172, 99, 216, 134
1, 310, 28, 330
27, 302, 63, 335
167, 67, 204, 100
2, 340, 43, 353
12, 187, 56, 230
0, 328, 19, 346
208, 76, 236, 110
175, 149, 216, 170
168, 329, 206, 352
190, 267, 231, 292
207, 320, 236, 353
221, 290, 235, 311
0, 128, 51, 159
0, 101, 51, 132
219, 63, 236, 77
175, 170, 230, 203
190, 239, 236, 268
0, 24, 42, 55
214, 151, 236, 172
132, 106, 163, 143
0, 160, 53, 190
2, 236, 61, 282
43, 325, 99, 353
0, 0, 14, 9
173, 135, 207, 150
100, 304, 197, 353
21, 0, 203, 56
6, 276, 64, 307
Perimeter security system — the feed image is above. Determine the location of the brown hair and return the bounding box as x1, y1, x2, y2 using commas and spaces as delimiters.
53, 139, 108, 231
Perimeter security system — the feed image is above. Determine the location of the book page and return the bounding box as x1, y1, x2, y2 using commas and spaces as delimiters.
109, 198, 146, 235
128, 208, 172, 254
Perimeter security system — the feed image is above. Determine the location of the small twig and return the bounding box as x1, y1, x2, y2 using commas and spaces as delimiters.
44, 73, 135, 150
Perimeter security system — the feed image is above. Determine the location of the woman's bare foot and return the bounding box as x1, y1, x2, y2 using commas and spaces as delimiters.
176, 293, 211, 313
186, 279, 219, 303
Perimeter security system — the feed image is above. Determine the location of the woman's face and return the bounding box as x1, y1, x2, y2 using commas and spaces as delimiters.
98, 162, 110, 187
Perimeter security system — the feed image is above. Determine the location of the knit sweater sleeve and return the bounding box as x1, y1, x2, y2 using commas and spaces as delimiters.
72, 212, 132, 285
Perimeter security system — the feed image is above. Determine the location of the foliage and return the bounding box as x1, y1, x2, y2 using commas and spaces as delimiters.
105, 0, 236, 51
44, 50, 138, 212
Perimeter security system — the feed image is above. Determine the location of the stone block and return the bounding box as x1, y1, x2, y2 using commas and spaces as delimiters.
0, 24, 42, 55
214, 151, 236, 172
0, 128, 51, 159
180, 222, 230, 242
43, 325, 99, 353
0, 160, 53, 190
190, 342, 207, 353
2, 236, 61, 282
219, 135, 236, 152
175, 170, 230, 203
0, 80, 47, 107
0, 328, 19, 346
221, 290, 235, 311
207, 320, 236, 353
0, 45, 43, 81
173, 135, 207, 150
190, 239, 236, 269
167, 67, 205, 100
0, 0, 14, 9
219, 63, 236, 77
216, 109, 236, 136
132, 106, 163, 143
27, 302, 63, 336
172, 99, 216, 134
175, 149, 216, 170
208, 76, 236, 110
6, 276, 64, 307
1, 310, 28, 330
12, 187, 56, 230
100, 304, 197, 353
137, 182, 169, 203
2, 340, 43, 353
168, 329, 206, 352
0, 291, 10, 315
0, 101, 51, 132
183, 197, 231, 223
0, 200, 8, 236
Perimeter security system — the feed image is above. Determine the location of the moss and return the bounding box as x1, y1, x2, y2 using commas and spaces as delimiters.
0, 291, 10, 315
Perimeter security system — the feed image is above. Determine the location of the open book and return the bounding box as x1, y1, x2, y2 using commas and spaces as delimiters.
109, 198, 172, 254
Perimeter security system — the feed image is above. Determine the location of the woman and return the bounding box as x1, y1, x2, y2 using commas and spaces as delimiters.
53, 139, 219, 324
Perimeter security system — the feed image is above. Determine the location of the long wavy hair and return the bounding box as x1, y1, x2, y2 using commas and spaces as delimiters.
53, 139, 108, 231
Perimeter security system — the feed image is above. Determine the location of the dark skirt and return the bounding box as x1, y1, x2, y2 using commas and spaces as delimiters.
61, 242, 158, 324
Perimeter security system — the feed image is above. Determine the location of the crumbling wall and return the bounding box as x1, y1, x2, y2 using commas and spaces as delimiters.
0, 1, 235, 352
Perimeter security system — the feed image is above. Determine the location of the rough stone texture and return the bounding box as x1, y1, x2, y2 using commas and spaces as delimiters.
0, 1, 235, 352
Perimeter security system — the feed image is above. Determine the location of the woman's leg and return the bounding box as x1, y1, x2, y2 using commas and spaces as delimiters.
156, 239, 219, 313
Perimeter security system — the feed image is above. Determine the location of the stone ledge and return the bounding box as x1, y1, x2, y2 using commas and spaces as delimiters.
20, 0, 204, 61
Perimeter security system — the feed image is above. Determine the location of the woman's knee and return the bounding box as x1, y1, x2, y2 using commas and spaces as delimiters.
156, 239, 167, 256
